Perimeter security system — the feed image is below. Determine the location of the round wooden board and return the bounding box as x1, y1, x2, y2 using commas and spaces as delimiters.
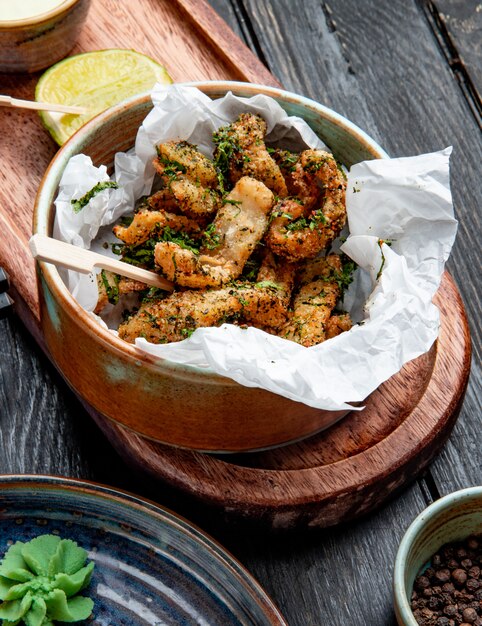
96, 272, 471, 530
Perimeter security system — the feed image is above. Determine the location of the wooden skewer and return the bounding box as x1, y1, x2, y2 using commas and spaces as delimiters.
29, 234, 174, 291
0, 95, 87, 115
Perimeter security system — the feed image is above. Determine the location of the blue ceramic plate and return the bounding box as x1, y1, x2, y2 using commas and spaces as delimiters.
0, 475, 286, 625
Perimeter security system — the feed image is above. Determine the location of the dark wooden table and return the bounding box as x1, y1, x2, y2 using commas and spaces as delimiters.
1, 1, 481, 624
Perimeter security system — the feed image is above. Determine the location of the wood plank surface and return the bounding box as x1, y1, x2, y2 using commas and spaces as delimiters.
430, 0, 482, 113
0, 0, 481, 624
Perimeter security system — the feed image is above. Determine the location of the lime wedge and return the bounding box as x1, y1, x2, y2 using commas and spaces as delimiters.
36, 49, 172, 145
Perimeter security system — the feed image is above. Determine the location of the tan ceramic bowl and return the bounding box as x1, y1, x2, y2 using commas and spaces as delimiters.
0, 0, 90, 73
33, 81, 388, 453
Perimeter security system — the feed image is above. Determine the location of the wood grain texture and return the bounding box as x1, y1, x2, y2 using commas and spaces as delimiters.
240, 0, 482, 367
0, 0, 276, 324
430, 0, 482, 111
0, 0, 480, 623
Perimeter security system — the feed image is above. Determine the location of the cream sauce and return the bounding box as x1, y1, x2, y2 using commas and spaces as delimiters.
0, 0, 68, 21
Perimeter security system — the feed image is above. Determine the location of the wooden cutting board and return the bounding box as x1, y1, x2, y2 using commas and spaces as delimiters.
0, 0, 471, 529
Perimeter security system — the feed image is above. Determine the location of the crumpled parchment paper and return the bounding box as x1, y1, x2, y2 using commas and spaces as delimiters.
54, 84, 457, 411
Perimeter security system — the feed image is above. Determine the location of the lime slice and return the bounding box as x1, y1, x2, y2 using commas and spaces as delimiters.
36, 48, 172, 145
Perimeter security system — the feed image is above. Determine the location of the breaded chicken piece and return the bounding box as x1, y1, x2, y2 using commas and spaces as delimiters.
95, 271, 146, 314
302, 150, 346, 233
325, 314, 352, 339
154, 177, 274, 288
281, 255, 351, 347
155, 140, 218, 188
118, 270, 294, 344
113, 209, 202, 247
118, 288, 242, 343
215, 113, 288, 197
265, 151, 347, 262
152, 141, 220, 219
271, 149, 300, 195
148, 182, 220, 220
247, 251, 296, 329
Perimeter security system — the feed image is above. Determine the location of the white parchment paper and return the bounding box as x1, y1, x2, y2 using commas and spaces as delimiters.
54, 84, 457, 411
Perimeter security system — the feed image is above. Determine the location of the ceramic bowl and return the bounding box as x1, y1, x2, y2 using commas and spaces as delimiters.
393, 486, 482, 625
0, 0, 90, 73
33, 81, 387, 452
0, 474, 286, 624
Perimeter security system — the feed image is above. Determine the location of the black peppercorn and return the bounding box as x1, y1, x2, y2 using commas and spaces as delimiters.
467, 579, 481, 592
453, 569, 468, 585
436, 569, 452, 583
412, 535, 482, 626
417, 575, 431, 590
462, 607, 478, 623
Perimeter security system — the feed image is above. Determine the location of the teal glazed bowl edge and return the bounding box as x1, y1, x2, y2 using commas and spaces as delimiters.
33, 81, 389, 452
393, 486, 482, 625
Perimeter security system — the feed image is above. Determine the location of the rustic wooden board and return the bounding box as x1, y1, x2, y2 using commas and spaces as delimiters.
0, 0, 472, 532
0, 0, 278, 325
89, 272, 471, 529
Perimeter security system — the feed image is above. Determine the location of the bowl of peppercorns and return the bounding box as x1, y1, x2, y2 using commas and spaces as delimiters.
394, 487, 482, 626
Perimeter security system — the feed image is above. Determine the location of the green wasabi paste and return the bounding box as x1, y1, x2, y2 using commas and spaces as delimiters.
0, 534, 95, 626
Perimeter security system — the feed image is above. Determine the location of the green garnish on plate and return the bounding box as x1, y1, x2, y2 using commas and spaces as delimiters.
0, 534, 95, 626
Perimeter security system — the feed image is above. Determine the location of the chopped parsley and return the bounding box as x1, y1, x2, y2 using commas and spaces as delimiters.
202, 222, 221, 249
285, 208, 328, 232
114, 226, 200, 269
100, 270, 120, 305
255, 280, 283, 291
376, 239, 393, 280
212, 125, 240, 194
71, 181, 118, 213
330, 256, 357, 297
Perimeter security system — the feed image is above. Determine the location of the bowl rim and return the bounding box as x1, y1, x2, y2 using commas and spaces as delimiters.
0, 0, 79, 29
393, 486, 482, 626
33, 80, 389, 384
0, 473, 287, 625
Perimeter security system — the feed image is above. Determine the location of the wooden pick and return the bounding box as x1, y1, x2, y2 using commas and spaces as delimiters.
29, 234, 173, 291
0, 95, 87, 115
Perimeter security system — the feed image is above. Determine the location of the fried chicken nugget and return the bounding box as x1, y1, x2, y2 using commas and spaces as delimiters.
148, 183, 220, 220
155, 140, 218, 188
281, 254, 352, 347
118, 278, 292, 345
113, 209, 202, 247
215, 113, 288, 197
265, 150, 347, 262
154, 177, 274, 288
152, 141, 220, 220
247, 251, 296, 330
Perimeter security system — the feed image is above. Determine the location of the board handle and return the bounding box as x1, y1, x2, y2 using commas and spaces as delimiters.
29, 234, 173, 291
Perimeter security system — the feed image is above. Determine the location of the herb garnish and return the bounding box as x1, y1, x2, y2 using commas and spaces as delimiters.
212, 125, 240, 194
71, 181, 118, 213
156, 155, 187, 180
285, 208, 328, 232
255, 280, 283, 291
116, 227, 200, 269
376, 239, 393, 280
202, 223, 221, 250
330, 256, 357, 298
100, 270, 120, 305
